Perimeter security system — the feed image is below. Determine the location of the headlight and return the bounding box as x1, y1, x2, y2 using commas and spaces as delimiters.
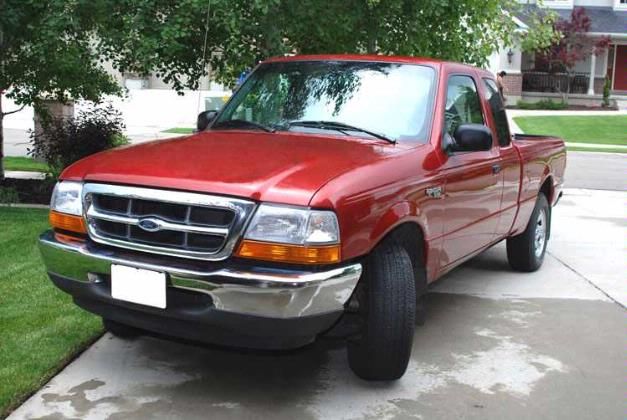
237, 204, 341, 264
244, 204, 339, 245
50, 181, 84, 215
49, 182, 87, 235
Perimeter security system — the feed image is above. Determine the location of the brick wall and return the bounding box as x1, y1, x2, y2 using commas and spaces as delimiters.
502, 73, 522, 96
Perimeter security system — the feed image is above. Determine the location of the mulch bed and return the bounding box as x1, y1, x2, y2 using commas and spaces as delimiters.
1, 178, 54, 205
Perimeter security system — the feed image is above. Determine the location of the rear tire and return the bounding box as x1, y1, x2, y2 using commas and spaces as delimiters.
347, 243, 416, 381
103, 318, 141, 339
507, 194, 550, 272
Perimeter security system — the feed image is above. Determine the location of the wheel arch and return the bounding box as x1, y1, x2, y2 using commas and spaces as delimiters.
373, 221, 428, 297
539, 175, 554, 203
538, 178, 553, 239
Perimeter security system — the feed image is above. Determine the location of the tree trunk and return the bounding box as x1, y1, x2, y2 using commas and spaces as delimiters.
367, 36, 376, 54
564, 70, 573, 103
0, 95, 4, 181
0, 18, 4, 180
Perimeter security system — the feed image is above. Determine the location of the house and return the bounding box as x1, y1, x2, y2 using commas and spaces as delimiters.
489, 0, 627, 105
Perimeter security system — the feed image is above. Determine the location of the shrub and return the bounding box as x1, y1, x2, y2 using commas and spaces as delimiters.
0, 187, 20, 205
0, 178, 55, 205
515, 99, 568, 110
602, 77, 611, 108
28, 104, 126, 179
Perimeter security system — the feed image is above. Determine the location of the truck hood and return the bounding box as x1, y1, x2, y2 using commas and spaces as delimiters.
61, 130, 407, 206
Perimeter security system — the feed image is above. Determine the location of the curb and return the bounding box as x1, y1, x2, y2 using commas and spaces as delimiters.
0, 203, 49, 209
4, 170, 47, 180
565, 143, 627, 149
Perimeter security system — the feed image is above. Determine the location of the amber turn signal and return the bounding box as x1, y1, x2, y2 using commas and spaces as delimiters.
49, 210, 87, 235
236, 240, 341, 264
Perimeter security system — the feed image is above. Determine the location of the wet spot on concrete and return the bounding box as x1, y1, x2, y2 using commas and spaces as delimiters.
447, 329, 565, 397
39, 379, 131, 417
490, 309, 542, 327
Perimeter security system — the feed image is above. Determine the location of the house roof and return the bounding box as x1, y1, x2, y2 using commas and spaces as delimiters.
519, 5, 627, 35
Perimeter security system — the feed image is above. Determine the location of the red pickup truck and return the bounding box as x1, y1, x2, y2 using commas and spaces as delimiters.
39, 55, 566, 380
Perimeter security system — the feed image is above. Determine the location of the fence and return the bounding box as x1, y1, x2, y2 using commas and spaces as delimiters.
522, 71, 589, 94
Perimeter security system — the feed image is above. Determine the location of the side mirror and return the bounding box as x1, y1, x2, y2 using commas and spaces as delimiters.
450, 124, 493, 153
196, 110, 218, 132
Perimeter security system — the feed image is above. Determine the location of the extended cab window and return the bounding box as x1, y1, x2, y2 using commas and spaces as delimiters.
483, 78, 511, 146
444, 75, 484, 137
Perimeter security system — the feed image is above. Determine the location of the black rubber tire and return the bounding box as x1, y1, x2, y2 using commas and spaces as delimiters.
347, 243, 416, 381
103, 318, 142, 339
507, 194, 550, 272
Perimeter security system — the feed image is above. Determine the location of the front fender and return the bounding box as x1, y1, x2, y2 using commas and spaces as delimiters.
369, 200, 425, 247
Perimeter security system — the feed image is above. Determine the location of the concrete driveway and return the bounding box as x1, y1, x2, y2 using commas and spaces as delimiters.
9, 189, 627, 420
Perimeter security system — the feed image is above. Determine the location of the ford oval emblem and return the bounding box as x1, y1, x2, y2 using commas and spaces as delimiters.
138, 218, 161, 232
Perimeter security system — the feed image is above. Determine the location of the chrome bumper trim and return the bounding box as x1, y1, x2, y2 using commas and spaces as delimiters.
38, 231, 362, 318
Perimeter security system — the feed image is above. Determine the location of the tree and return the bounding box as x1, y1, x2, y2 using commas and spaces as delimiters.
99, 0, 519, 87
542, 7, 610, 100
0, 0, 125, 178
2, 0, 518, 178
520, 8, 562, 54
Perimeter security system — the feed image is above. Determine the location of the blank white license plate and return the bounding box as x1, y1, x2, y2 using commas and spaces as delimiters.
111, 265, 167, 309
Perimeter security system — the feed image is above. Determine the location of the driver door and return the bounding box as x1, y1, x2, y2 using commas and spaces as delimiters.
439, 74, 503, 269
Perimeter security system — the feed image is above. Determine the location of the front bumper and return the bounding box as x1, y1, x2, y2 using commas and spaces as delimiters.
38, 230, 362, 349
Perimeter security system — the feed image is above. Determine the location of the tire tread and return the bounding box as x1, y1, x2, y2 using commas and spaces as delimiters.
348, 244, 416, 380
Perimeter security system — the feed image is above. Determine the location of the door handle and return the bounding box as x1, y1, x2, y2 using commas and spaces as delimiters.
492, 164, 501, 174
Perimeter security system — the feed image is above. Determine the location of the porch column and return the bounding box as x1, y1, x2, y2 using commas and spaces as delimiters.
587, 53, 596, 95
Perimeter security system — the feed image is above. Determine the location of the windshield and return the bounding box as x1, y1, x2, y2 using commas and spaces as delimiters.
215, 60, 436, 143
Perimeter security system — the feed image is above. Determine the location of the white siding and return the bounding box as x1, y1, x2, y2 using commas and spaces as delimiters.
516, 0, 614, 7
487, 40, 523, 75
575, 0, 613, 6
573, 49, 609, 76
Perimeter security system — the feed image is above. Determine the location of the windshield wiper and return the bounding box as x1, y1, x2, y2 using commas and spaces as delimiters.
286, 120, 395, 143
213, 119, 275, 133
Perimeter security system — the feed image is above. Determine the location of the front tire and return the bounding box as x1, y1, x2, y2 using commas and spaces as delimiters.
347, 243, 416, 380
507, 194, 550, 272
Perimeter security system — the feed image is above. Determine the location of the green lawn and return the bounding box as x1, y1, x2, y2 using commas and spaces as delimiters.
162, 127, 194, 134
0, 208, 102, 417
513, 115, 627, 146
3, 157, 49, 173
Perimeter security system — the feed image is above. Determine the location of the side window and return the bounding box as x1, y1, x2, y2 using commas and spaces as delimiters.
483, 78, 511, 146
444, 75, 484, 137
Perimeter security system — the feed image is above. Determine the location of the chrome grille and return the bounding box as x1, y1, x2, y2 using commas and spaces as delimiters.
82, 183, 256, 260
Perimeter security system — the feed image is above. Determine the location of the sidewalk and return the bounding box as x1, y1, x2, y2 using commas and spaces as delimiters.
3, 129, 186, 158
506, 109, 627, 118
564, 142, 627, 150
4, 171, 46, 180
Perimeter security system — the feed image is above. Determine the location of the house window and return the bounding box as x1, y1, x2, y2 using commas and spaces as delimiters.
615, 0, 627, 10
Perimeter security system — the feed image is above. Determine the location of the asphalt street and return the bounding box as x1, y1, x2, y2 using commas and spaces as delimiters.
9, 188, 627, 420
563, 151, 627, 191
